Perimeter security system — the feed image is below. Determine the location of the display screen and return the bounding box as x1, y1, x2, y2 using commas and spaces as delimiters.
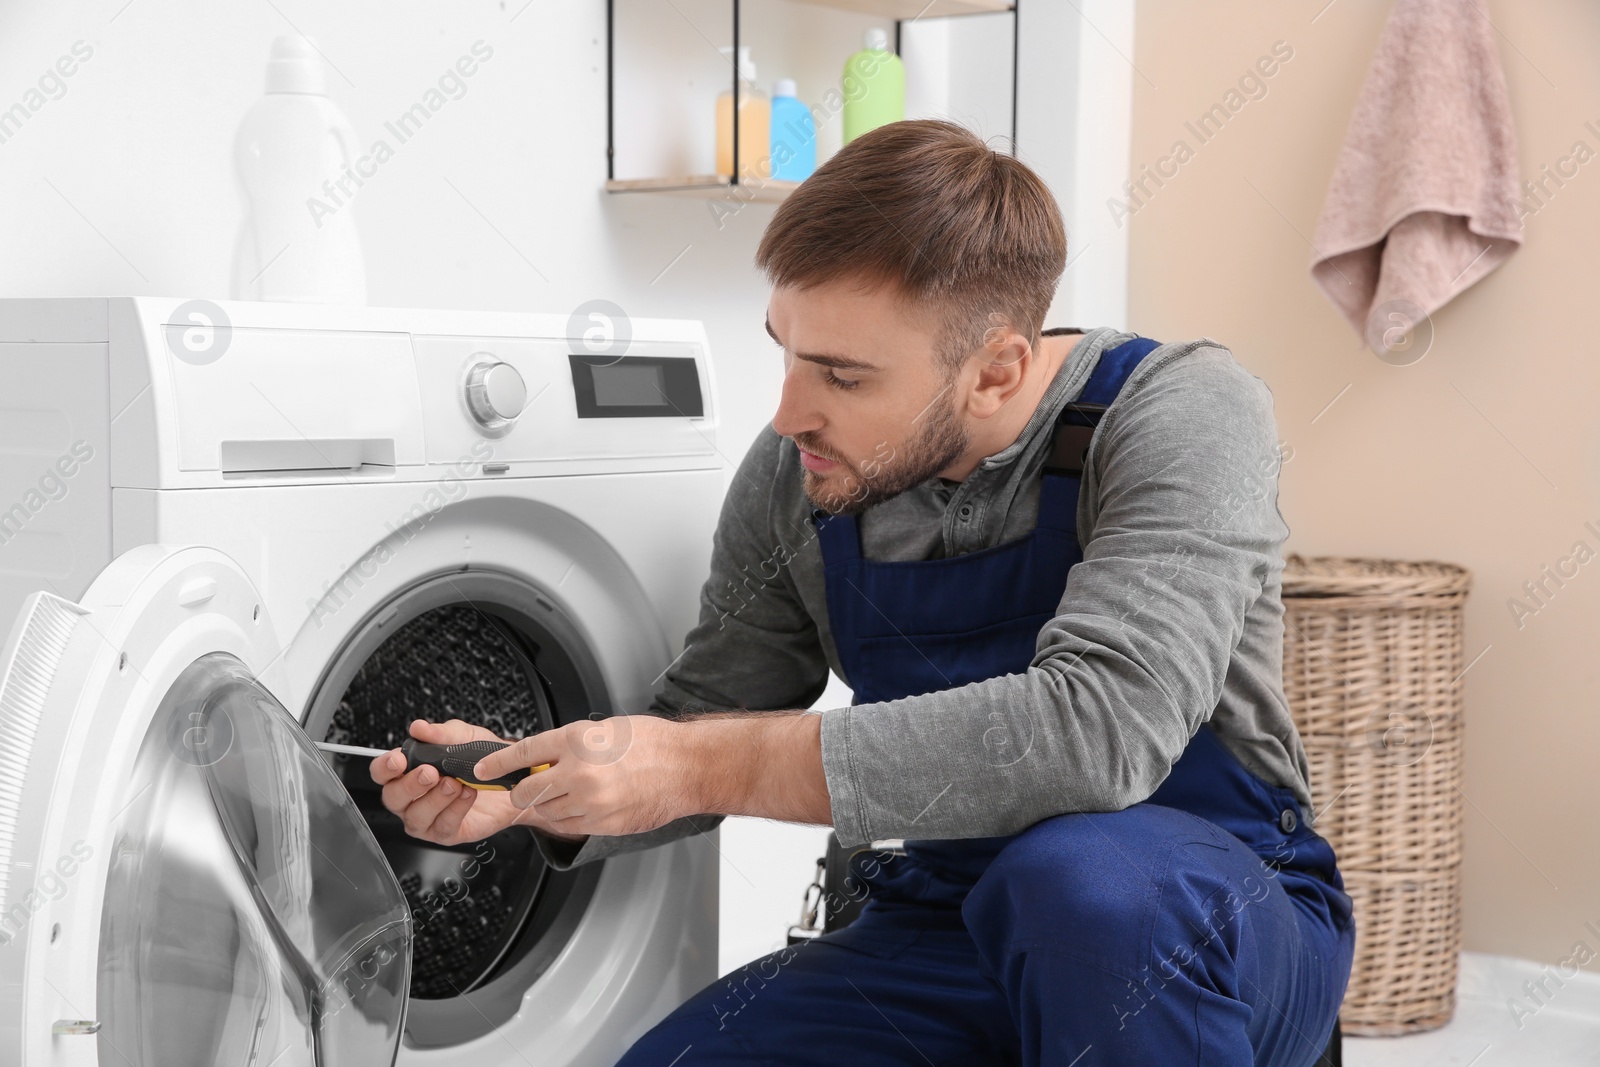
592, 362, 666, 407
569, 354, 704, 418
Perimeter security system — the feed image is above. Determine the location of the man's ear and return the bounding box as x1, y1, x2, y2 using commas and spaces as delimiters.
965, 326, 1032, 420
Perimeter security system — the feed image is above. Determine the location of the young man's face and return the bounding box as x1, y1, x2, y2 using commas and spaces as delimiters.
766, 279, 973, 516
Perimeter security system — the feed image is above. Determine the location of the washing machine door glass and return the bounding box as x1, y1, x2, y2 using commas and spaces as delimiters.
97, 652, 412, 1067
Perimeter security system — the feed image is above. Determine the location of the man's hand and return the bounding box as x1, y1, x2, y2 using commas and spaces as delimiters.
371, 718, 590, 847
470, 714, 706, 838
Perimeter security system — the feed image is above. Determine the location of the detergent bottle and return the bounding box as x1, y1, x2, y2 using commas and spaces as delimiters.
842, 28, 904, 144
769, 79, 816, 182
715, 45, 770, 180
230, 35, 367, 304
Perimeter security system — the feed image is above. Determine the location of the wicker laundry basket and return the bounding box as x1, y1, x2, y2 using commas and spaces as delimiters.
1279, 555, 1472, 1036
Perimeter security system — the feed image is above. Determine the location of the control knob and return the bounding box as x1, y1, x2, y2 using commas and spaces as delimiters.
465, 360, 526, 432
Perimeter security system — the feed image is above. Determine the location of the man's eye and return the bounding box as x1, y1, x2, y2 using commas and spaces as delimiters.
824, 370, 859, 390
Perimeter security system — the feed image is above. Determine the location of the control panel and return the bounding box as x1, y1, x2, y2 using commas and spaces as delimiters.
411, 334, 715, 472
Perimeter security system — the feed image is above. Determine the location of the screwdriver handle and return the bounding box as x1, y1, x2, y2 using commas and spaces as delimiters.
400, 739, 548, 791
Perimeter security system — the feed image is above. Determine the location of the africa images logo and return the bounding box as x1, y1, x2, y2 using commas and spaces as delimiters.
568, 298, 632, 364
163, 299, 233, 367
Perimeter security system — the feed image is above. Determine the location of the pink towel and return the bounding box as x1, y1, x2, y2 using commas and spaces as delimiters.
1309, 0, 1523, 354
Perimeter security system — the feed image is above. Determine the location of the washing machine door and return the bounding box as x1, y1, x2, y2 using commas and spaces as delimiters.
0, 545, 412, 1066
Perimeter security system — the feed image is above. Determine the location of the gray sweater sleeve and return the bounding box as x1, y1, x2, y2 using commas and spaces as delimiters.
820, 348, 1290, 848
532, 431, 831, 871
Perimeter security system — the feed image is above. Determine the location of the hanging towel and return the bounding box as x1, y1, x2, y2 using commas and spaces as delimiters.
1309, 0, 1523, 353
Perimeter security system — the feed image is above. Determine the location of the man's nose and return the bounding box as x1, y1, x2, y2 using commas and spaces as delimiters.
771, 363, 822, 440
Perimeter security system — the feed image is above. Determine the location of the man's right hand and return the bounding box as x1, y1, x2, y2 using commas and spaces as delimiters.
371, 718, 586, 848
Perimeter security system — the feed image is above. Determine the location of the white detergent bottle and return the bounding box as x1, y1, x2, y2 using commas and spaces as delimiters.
230, 35, 366, 304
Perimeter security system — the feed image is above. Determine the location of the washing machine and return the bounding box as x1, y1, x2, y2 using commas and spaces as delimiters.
0, 296, 722, 1065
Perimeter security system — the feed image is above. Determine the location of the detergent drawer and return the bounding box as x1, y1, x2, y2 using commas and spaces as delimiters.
169, 327, 426, 473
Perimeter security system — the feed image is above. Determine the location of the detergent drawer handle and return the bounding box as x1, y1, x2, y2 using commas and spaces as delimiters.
52, 1020, 101, 1035
219, 437, 397, 473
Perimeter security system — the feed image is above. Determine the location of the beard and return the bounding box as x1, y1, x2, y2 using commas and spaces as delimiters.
796, 389, 971, 517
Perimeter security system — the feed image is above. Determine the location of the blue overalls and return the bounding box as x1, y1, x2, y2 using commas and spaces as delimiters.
619, 338, 1355, 1066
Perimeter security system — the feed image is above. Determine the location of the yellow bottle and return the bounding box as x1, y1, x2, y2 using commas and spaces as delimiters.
715, 46, 770, 180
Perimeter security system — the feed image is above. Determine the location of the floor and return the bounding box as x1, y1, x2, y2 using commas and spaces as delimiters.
1345, 952, 1600, 1065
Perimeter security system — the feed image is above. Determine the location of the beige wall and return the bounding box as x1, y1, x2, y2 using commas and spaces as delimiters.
1128, 1, 1600, 964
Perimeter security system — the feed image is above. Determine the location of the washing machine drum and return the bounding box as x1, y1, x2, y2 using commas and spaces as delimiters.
303, 573, 610, 1048
0, 547, 412, 1066
326, 603, 551, 1000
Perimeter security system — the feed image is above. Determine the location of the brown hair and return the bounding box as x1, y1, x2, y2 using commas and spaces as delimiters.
755, 119, 1067, 374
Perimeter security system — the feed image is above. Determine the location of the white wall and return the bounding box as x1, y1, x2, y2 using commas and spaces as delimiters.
0, 0, 1127, 978
1016, 0, 1135, 330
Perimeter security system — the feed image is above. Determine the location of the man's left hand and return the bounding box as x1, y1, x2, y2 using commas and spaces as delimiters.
473, 715, 705, 838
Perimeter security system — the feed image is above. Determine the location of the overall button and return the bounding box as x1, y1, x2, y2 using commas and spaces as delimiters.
1279, 808, 1298, 833
957, 503, 974, 521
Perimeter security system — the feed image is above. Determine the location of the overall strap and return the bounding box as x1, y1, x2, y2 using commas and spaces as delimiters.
1042, 336, 1162, 481
813, 507, 860, 561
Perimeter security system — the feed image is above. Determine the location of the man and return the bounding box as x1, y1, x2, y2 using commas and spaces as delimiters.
375, 119, 1355, 1065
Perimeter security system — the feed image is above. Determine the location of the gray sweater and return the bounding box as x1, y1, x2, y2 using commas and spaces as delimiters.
536, 327, 1311, 868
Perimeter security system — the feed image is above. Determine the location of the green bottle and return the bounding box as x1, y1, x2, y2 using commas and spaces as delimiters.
842, 28, 904, 144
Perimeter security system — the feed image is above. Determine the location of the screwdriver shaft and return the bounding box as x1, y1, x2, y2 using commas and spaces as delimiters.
315, 741, 389, 759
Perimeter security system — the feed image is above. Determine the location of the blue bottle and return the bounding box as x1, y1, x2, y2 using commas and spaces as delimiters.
769, 79, 816, 182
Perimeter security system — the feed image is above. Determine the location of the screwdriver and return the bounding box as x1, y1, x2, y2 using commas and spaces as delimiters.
315, 739, 550, 791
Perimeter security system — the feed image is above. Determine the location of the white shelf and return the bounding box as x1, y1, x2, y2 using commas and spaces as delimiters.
605, 176, 802, 203
793, 0, 1013, 17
